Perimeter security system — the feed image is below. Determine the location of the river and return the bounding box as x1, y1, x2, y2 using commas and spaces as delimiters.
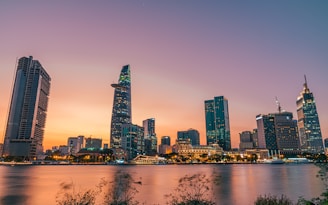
0, 163, 325, 205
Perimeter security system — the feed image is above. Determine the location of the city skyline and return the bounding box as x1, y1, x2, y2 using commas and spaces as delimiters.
0, 1, 327, 150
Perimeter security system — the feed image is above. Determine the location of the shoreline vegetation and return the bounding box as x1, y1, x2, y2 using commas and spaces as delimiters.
53, 164, 328, 205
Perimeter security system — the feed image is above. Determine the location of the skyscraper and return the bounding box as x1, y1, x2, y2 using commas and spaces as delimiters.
121, 124, 144, 160
143, 118, 157, 155
256, 114, 277, 150
110, 65, 131, 148
205, 96, 231, 150
3, 56, 51, 159
296, 76, 323, 153
256, 112, 300, 156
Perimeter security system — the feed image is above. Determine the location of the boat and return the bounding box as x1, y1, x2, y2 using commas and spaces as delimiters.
130, 155, 167, 165
0, 161, 32, 166
262, 158, 285, 164
285, 158, 310, 163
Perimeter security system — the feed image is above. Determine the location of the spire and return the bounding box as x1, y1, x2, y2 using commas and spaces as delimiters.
275, 96, 281, 113
303, 75, 310, 93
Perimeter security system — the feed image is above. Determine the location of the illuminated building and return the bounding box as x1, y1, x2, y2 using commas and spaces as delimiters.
110, 65, 131, 148
159, 136, 172, 155
67, 136, 84, 154
161, 136, 171, 146
0, 143, 3, 156
177, 128, 200, 146
256, 114, 276, 150
143, 118, 157, 155
239, 131, 255, 151
205, 96, 231, 150
256, 111, 300, 156
121, 124, 144, 160
296, 76, 324, 153
174, 139, 223, 157
85, 137, 102, 150
3, 56, 51, 159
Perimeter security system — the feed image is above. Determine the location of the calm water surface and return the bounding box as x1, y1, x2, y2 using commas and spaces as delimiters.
0, 164, 324, 205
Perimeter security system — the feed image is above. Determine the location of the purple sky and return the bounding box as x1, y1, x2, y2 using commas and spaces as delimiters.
0, 1, 327, 149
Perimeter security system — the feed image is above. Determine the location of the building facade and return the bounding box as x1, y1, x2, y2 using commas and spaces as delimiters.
205, 96, 231, 150
177, 129, 200, 146
143, 118, 157, 155
121, 124, 144, 160
161, 136, 171, 146
110, 65, 132, 148
85, 137, 102, 150
256, 112, 300, 156
274, 112, 300, 156
3, 56, 51, 159
296, 76, 324, 154
239, 131, 255, 151
256, 114, 276, 150
67, 136, 84, 155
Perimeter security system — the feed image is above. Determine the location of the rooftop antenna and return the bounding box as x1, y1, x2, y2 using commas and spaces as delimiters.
275, 96, 281, 113
303, 74, 310, 93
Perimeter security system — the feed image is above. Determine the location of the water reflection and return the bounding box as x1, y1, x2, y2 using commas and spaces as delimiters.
0, 166, 33, 205
0, 164, 325, 205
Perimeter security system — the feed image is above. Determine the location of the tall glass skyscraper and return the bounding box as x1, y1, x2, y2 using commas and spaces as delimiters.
296, 76, 323, 153
3, 56, 51, 159
110, 65, 131, 148
205, 96, 231, 150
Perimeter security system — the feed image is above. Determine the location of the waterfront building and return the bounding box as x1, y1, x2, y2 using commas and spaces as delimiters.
256, 114, 276, 150
252, 129, 259, 148
205, 96, 231, 150
58, 145, 69, 156
161, 136, 171, 146
177, 128, 200, 146
67, 136, 84, 155
324, 138, 328, 155
244, 149, 269, 160
158, 144, 172, 155
256, 112, 300, 156
0, 143, 3, 156
143, 118, 157, 155
274, 112, 300, 156
324, 138, 328, 148
158, 136, 172, 155
3, 56, 51, 159
85, 137, 102, 150
239, 131, 255, 151
296, 76, 324, 154
174, 139, 223, 158
110, 65, 131, 148
121, 124, 144, 160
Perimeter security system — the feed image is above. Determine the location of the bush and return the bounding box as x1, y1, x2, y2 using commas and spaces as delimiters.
254, 194, 293, 205
165, 173, 217, 205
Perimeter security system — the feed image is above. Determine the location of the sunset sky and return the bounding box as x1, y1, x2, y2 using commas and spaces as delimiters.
0, 1, 327, 150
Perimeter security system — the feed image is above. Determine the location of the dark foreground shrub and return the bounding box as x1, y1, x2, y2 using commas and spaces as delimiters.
165, 173, 217, 205
254, 194, 293, 205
